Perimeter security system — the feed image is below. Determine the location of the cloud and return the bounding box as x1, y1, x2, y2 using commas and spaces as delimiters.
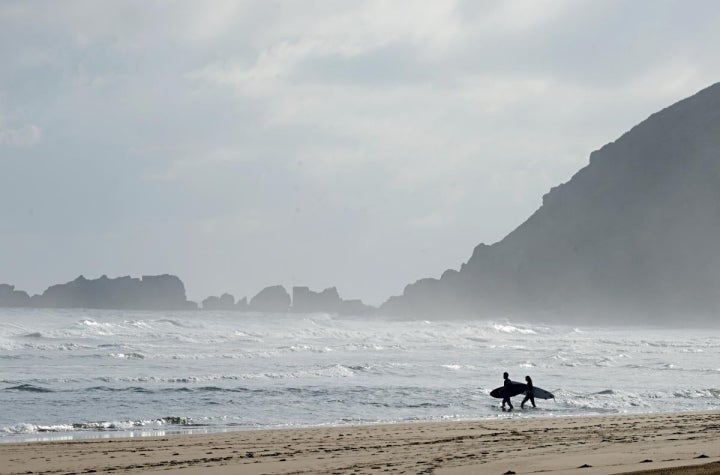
1, 0, 720, 302
0, 124, 41, 147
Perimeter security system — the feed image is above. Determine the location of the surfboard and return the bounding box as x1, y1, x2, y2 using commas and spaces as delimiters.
529, 386, 554, 400
490, 381, 527, 398
490, 382, 554, 400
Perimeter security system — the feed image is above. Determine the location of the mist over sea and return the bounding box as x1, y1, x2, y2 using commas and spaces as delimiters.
1, 308, 718, 443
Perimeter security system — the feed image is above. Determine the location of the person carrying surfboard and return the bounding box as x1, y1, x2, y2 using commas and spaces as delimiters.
521, 375, 536, 409
501, 372, 514, 411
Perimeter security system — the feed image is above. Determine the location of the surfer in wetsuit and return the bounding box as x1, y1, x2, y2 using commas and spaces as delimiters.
501, 372, 513, 411
521, 375, 536, 409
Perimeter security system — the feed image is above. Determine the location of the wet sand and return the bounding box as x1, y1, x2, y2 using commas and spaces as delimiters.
0, 412, 718, 474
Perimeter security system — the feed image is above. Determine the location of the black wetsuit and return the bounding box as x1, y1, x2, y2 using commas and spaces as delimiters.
502, 378, 513, 410
521, 379, 536, 408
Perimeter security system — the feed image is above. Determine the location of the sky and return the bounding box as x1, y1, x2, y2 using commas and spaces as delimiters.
2, 0, 720, 305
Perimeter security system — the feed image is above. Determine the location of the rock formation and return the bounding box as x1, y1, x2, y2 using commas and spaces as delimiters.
2, 278, 374, 316
235, 297, 249, 311
25, 274, 197, 310
292, 286, 342, 313
248, 285, 291, 312
336, 298, 375, 316
0, 284, 31, 307
292, 286, 375, 315
382, 82, 720, 324
202, 293, 236, 310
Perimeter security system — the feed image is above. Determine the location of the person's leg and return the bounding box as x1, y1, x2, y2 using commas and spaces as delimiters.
530, 396, 536, 408
521, 395, 529, 408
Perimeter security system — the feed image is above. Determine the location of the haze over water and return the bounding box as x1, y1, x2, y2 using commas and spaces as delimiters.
1, 309, 718, 443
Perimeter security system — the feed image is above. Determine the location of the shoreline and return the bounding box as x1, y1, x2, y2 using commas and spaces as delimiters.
1, 412, 718, 474
0, 409, 712, 446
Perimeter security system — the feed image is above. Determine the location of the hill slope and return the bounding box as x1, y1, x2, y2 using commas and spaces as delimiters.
382, 83, 720, 324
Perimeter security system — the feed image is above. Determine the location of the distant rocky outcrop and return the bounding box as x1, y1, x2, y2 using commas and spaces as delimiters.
235, 297, 249, 311
248, 285, 291, 312
0, 284, 31, 307
200, 293, 251, 311
292, 286, 375, 315
2, 277, 375, 316
382, 82, 720, 324
292, 286, 342, 313
18, 274, 198, 310
198, 285, 374, 315
337, 298, 376, 316
202, 293, 236, 311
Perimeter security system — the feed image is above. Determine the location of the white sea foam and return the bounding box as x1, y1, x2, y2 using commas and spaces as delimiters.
492, 324, 537, 334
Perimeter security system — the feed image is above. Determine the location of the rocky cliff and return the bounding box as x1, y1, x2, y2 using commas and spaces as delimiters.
4, 274, 198, 310
382, 82, 720, 324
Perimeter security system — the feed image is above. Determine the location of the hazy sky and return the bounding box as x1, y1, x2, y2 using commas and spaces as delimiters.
2, 1, 720, 305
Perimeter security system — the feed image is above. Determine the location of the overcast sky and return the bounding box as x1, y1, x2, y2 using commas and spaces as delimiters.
2, 1, 720, 305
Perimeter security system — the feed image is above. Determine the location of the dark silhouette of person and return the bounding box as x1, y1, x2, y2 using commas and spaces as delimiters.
501, 371, 513, 411
521, 375, 536, 409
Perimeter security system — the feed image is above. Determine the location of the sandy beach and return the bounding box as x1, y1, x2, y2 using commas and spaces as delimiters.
1, 412, 718, 474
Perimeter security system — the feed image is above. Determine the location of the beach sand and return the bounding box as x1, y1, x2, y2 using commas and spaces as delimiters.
1, 412, 718, 474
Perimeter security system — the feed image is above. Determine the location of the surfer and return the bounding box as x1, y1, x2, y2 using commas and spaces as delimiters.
521, 375, 536, 409
501, 372, 514, 411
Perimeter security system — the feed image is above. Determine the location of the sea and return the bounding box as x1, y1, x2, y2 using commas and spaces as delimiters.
1, 308, 718, 443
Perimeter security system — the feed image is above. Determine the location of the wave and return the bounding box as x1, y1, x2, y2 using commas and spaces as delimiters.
5, 384, 248, 395
1, 340, 94, 352
154, 318, 192, 328
85, 386, 153, 393
277, 344, 333, 353
109, 352, 145, 359
4, 384, 53, 393
78, 319, 116, 335
2, 416, 201, 435
553, 389, 652, 412
133, 364, 359, 381
358, 401, 451, 409
233, 330, 263, 342
551, 387, 720, 415
673, 389, 720, 399
20, 332, 43, 339
491, 324, 537, 335
0, 354, 28, 360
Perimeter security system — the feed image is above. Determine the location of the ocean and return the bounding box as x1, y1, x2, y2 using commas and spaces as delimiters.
1, 308, 718, 443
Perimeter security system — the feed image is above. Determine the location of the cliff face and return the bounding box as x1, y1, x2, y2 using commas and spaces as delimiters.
383, 83, 720, 323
